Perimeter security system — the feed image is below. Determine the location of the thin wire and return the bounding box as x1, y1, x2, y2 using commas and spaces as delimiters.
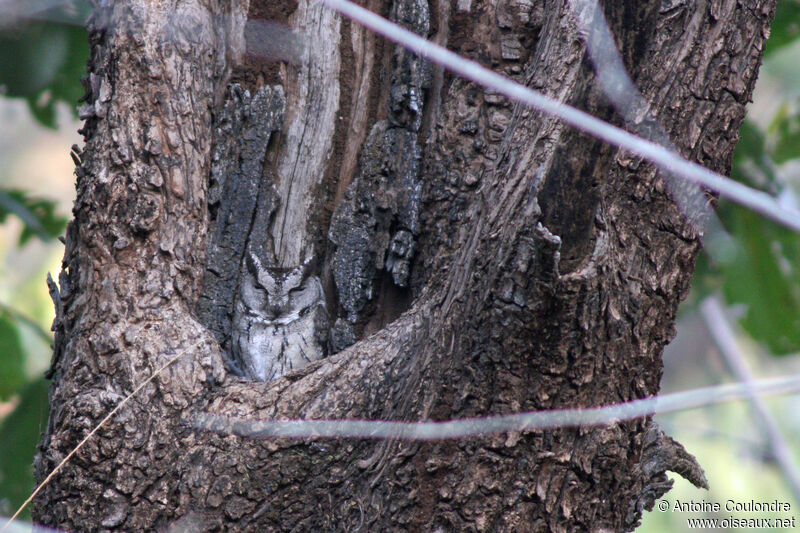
322, 0, 800, 234
193, 374, 800, 440
0, 517, 63, 533
0, 345, 196, 533
568, 0, 736, 257
701, 297, 800, 506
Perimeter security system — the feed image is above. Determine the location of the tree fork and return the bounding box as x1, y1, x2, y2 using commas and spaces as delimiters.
34, 0, 774, 531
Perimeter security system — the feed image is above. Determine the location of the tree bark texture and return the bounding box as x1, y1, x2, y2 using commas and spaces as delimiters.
34, 0, 774, 531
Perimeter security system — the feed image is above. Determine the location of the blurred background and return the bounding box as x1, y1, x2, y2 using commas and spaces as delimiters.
1, 1, 800, 531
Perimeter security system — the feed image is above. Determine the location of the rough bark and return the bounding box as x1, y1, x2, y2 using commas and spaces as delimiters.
34, 0, 773, 531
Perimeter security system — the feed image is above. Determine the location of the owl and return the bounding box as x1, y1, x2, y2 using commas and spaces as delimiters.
231, 252, 328, 381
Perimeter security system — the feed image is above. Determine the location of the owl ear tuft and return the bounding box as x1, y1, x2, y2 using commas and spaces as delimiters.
245, 251, 280, 293
245, 250, 261, 275
299, 253, 318, 277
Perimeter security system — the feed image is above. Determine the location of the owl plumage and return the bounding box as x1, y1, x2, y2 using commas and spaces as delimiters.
231, 252, 328, 381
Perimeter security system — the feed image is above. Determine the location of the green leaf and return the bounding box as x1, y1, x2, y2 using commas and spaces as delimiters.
730, 121, 776, 190
735, 120, 766, 158
765, 102, 800, 164
0, 4, 90, 128
692, 118, 800, 354
764, 0, 800, 58
25, 94, 58, 130
0, 377, 50, 521
0, 315, 26, 401
718, 208, 800, 354
0, 189, 67, 245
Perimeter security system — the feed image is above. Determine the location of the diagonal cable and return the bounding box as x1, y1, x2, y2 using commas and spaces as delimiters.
701, 296, 800, 506
322, 0, 800, 234
568, 0, 735, 258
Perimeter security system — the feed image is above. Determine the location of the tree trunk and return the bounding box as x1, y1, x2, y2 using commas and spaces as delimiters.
33, 0, 773, 531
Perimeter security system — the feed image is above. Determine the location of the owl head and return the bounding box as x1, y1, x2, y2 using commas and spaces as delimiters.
244, 252, 320, 318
